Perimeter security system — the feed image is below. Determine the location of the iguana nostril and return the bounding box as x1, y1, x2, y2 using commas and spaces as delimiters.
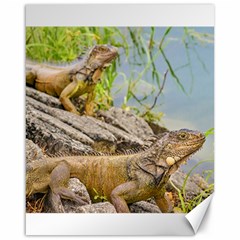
198, 132, 205, 139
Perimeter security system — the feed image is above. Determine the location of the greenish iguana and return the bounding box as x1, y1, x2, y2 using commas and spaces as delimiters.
26, 45, 118, 115
26, 129, 205, 213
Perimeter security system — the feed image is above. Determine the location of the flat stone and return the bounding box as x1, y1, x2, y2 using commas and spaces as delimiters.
73, 202, 117, 213
130, 201, 161, 213
26, 87, 63, 109
98, 107, 154, 139
26, 104, 94, 156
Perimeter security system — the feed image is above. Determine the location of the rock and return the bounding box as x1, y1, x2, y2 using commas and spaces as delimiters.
45, 178, 91, 213
98, 107, 154, 139
26, 104, 95, 155
166, 170, 210, 200
26, 86, 158, 156
26, 87, 63, 109
62, 178, 92, 212
191, 173, 209, 190
130, 201, 161, 213
26, 102, 94, 145
25, 139, 45, 163
67, 178, 91, 203
45, 190, 65, 213
26, 95, 118, 143
72, 202, 117, 213
147, 121, 169, 136
83, 115, 145, 146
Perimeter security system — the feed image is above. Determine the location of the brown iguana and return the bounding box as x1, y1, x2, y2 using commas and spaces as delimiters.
26, 129, 205, 213
26, 45, 118, 115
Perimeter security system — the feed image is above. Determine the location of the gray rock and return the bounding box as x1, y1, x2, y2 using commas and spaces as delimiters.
26, 86, 159, 156
26, 94, 117, 143
166, 170, 210, 200
73, 202, 117, 213
26, 100, 94, 145
26, 104, 95, 156
191, 173, 209, 190
26, 87, 63, 109
147, 121, 169, 136
45, 178, 91, 213
98, 107, 154, 139
67, 178, 91, 203
83, 115, 145, 146
130, 201, 161, 213
25, 139, 45, 163
62, 178, 91, 212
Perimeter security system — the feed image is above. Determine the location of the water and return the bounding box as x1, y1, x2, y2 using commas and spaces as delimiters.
111, 27, 214, 178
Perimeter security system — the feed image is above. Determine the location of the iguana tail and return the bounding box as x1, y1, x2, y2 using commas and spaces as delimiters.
26, 61, 37, 86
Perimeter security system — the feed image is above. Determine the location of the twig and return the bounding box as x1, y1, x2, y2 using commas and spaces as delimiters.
141, 69, 168, 117
130, 91, 148, 108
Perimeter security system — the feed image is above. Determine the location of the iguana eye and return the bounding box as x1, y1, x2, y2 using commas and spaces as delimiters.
98, 46, 108, 52
178, 132, 188, 140
90, 62, 99, 69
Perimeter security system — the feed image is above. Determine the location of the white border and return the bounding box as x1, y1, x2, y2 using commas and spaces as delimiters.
25, 4, 214, 26
26, 213, 193, 236
26, 195, 213, 235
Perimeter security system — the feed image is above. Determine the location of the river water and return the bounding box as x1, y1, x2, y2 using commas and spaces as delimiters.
111, 27, 214, 178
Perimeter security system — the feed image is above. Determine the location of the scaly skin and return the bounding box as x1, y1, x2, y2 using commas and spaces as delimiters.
26, 129, 205, 213
26, 45, 118, 115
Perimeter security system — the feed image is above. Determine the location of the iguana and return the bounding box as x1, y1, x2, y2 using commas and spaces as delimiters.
26, 129, 205, 213
26, 45, 118, 115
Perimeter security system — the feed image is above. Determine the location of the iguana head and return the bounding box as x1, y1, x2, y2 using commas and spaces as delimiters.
86, 44, 118, 70
138, 129, 206, 186
160, 129, 205, 169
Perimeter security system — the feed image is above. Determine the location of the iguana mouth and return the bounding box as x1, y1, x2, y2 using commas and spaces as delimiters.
166, 136, 205, 176
174, 145, 204, 169
188, 136, 205, 145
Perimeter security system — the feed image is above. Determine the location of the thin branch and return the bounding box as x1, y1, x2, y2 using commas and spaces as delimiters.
130, 91, 148, 108
141, 70, 168, 117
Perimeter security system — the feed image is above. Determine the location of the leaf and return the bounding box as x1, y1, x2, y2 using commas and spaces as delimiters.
159, 27, 172, 49
161, 49, 187, 94
204, 128, 214, 137
159, 27, 187, 94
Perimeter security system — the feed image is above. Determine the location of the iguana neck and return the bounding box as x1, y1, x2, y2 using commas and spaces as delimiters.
128, 130, 204, 188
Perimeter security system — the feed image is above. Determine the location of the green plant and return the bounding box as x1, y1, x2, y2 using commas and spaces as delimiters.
92, 188, 108, 202
170, 160, 214, 213
204, 127, 214, 137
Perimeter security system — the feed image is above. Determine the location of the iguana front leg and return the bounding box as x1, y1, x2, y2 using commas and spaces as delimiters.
59, 80, 82, 115
110, 181, 140, 213
48, 161, 88, 212
85, 88, 96, 116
